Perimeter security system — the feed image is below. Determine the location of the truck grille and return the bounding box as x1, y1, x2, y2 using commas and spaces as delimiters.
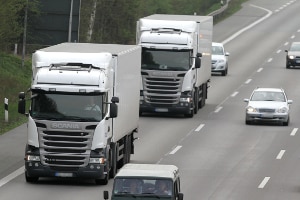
142, 72, 184, 105
39, 129, 94, 167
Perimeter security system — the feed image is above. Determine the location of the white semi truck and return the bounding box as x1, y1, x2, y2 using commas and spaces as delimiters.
136, 14, 213, 117
104, 163, 183, 200
18, 43, 141, 184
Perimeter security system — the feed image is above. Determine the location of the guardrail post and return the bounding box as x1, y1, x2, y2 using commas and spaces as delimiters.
4, 98, 8, 122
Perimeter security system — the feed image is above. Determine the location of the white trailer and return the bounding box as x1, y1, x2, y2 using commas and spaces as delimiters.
104, 163, 183, 200
18, 43, 141, 184
137, 14, 213, 117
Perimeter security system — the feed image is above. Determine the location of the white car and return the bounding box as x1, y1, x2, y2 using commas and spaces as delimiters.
244, 88, 293, 126
211, 42, 230, 76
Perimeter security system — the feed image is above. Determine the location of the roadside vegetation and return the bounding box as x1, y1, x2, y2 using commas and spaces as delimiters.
0, 0, 248, 135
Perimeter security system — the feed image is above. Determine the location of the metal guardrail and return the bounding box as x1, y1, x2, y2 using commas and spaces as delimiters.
208, 0, 230, 18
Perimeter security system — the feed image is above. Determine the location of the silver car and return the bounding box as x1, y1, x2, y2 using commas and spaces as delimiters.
244, 88, 292, 126
211, 42, 230, 76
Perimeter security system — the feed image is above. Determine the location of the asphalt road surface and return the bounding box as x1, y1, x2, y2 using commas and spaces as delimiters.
1, 0, 300, 199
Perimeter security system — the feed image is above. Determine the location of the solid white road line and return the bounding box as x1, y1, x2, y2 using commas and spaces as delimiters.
276, 150, 285, 160
258, 177, 270, 189
0, 166, 24, 188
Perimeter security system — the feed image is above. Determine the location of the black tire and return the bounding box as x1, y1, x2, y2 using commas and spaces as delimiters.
109, 143, 117, 178
282, 118, 289, 126
25, 173, 39, 183
95, 175, 108, 185
194, 89, 199, 114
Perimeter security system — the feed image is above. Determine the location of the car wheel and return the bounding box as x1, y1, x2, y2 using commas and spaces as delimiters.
286, 62, 290, 69
245, 119, 251, 125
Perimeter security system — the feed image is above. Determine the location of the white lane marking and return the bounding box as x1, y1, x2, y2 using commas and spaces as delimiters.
222, 5, 272, 45
214, 106, 223, 113
267, 58, 273, 63
258, 177, 270, 189
195, 124, 205, 132
276, 150, 285, 160
257, 68, 263, 72
169, 146, 182, 155
290, 128, 298, 136
277, 50, 281, 54
0, 166, 24, 188
284, 42, 289, 46
245, 79, 252, 84
291, 35, 295, 39
231, 91, 239, 97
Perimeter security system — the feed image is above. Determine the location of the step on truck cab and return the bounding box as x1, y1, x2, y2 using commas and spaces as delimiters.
136, 14, 213, 117
104, 163, 183, 200
18, 43, 141, 184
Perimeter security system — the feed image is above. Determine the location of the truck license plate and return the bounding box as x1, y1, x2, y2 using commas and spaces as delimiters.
55, 172, 73, 177
155, 108, 168, 112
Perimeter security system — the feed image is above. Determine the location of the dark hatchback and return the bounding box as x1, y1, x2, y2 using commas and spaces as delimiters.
285, 42, 300, 69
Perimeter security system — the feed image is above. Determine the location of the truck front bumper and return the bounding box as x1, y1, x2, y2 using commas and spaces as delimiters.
25, 161, 107, 179
139, 101, 192, 115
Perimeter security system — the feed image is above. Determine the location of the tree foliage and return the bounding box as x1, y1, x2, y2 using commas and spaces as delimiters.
0, 0, 39, 51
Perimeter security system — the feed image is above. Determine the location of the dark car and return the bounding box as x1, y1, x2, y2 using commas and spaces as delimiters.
285, 42, 300, 69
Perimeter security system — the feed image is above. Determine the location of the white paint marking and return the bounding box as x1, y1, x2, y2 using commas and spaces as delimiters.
245, 79, 252, 84
214, 107, 223, 113
231, 91, 239, 97
276, 150, 285, 160
257, 68, 263, 72
290, 128, 298, 136
284, 42, 289, 46
258, 177, 270, 189
267, 58, 273, 62
195, 124, 205, 132
169, 146, 182, 155
291, 35, 295, 39
222, 5, 272, 45
0, 166, 24, 188
276, 50, 281, 54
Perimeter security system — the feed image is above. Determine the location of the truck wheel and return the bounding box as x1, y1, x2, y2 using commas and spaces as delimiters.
193, 89, 199, 114
109, 143, 117, 178
95, 175, 108, 185
25, 173, 39, 183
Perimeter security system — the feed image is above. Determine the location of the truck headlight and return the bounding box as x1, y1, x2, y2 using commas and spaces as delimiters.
90, 158, 106, 164
26, 155, 40, 161
180, 97, 192, 103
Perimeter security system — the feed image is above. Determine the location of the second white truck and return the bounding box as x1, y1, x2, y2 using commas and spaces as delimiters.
136, 14, 213, 117
18, 43, 141, 184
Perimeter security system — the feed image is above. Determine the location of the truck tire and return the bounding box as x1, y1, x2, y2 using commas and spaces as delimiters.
109, 143, 117, 178
25, 173, 39, 183
194, 89, 199, 114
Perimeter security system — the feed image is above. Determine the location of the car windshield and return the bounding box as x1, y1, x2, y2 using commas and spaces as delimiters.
113, 178, 173, 197
251, 91, 285, 102
290, 43, 300, 51
212, 46, 224, 55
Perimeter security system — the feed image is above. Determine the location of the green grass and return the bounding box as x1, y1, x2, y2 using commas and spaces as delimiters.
0, 53, 31, 135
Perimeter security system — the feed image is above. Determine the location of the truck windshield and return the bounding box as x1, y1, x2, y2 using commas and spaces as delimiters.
113, 178, 173, 197
142, 48, 192, 71
30, 92, 106, 122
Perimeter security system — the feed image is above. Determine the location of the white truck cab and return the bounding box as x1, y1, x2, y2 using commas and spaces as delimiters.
104, 163, 183, 200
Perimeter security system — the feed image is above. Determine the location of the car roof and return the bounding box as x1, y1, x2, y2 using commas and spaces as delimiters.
115, 164, 180, 180
212, 42, 224, 47
253, 88, 283, 92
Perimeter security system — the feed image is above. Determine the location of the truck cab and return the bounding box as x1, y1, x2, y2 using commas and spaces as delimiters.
104, 163, 183, 200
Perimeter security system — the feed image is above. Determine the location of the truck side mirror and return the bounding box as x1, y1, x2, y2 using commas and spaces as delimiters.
110, 103, 118, 118
103, 191, 109, 200
195, 57, 201, 69
178, 193, 184, 200
18, 92, 26, 114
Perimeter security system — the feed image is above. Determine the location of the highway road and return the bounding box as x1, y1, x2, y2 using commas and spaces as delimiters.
1, 0, 300, 199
